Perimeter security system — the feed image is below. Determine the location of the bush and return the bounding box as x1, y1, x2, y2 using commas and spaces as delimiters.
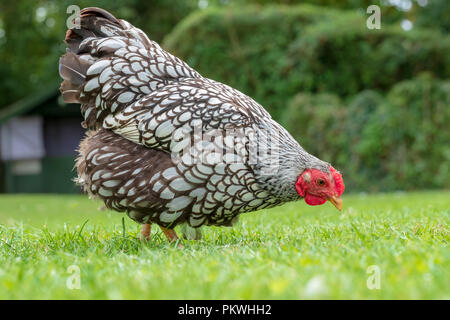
283, 76, 450, 192
164, 5, 338, 119
163, 5, 450, 119
281, 92, 347, 168
359, 75, 450, 191
342, 90, 386, 191
287, 17, 450, 97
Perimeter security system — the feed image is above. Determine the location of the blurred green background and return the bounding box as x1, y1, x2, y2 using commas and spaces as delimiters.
0, 0, 448, 193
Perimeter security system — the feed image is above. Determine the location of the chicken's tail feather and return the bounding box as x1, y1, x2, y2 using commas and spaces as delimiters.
65, 8, 123, 53
59, 7, 133, 128
59, 52, 90, 103
59, 7, 200, 129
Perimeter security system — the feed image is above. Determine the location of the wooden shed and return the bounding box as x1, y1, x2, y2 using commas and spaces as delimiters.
0, 86, 84, 193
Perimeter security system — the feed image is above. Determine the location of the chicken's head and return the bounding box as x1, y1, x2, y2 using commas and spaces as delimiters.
295, 166, 345, 210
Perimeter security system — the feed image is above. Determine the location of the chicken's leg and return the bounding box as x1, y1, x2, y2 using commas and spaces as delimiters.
140, 223, 152, 241
160, 226, 183, 247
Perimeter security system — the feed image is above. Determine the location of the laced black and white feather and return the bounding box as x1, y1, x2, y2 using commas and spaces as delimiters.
60, 7, 329, 229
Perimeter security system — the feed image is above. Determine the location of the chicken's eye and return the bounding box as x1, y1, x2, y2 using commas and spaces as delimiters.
317, 179, 325, 186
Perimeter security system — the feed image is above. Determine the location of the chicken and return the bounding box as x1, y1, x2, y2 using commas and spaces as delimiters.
59, 7, 345, 243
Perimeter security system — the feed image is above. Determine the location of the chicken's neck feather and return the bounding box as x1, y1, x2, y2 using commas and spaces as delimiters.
251, 120, 330, 203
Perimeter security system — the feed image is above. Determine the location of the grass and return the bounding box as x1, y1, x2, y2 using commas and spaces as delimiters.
0, 191, 448, 299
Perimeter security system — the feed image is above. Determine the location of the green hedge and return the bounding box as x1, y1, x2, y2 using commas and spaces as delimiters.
287, 16, 450, 98
164, 5, 335, 119
281, 92, 347, 167
163, 5, 450, 119
283, 76, 450, 191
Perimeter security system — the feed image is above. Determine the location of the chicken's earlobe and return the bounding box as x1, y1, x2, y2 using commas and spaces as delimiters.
295, 177, 306, 197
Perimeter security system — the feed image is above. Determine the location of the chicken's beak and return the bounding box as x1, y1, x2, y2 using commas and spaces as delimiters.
328, 195, 343, 211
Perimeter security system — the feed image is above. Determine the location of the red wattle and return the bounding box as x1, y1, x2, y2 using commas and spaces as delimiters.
305, 194, 326, 206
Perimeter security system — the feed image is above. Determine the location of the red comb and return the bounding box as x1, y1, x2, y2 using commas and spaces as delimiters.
329, 166, 345, 196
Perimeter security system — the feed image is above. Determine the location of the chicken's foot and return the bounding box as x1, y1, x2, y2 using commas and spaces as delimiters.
160, 226, 183, 247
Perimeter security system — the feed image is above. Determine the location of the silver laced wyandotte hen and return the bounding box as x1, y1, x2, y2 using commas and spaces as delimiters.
59, 7, 345, 244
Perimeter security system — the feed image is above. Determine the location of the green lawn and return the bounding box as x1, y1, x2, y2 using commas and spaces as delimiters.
0, 191, 448, 299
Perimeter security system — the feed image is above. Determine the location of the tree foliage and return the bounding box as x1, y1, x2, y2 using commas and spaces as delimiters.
0, 1, 448, 192
0, 0, 198, 107
164, 5, 449, 118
